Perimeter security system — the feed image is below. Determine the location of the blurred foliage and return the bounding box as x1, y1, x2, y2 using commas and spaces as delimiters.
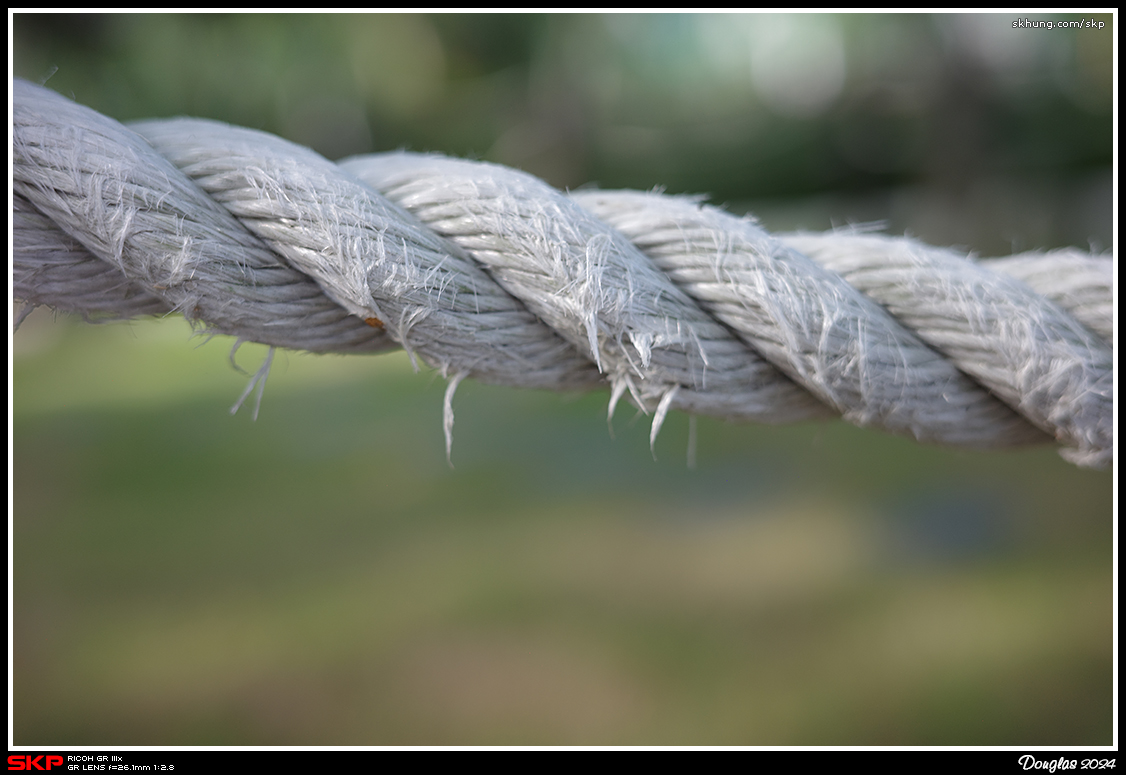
10, 13, 1115, 745
14, 13, 1112, 192
13, 13, 1114, 255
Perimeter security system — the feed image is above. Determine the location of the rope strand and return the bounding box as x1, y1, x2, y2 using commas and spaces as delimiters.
12, 79, 1114, 468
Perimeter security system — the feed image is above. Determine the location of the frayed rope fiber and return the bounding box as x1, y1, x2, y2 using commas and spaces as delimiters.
12, 79, 1114, 468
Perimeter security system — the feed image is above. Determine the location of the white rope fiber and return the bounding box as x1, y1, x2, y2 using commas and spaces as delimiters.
12, 79, 1115, 468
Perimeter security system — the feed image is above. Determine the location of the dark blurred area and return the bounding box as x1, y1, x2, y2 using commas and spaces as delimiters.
11, 13, 1114, 746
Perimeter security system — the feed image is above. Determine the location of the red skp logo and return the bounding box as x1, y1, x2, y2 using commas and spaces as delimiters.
8, 757, 64, 771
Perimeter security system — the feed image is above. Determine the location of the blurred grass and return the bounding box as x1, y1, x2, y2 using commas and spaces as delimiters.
12, 311, 1112, 745
11, 12, 1114, 746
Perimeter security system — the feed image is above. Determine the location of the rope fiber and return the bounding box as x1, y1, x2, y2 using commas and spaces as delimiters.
12, 79, 1115, 468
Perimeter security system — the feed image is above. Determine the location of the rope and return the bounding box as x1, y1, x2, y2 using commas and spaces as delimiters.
12, 79, 1114, 469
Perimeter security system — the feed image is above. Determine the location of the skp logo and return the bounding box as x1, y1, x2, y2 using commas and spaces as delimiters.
8, 758, 64, 771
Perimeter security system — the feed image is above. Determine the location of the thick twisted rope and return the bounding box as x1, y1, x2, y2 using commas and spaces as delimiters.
12, 80, 1114, 468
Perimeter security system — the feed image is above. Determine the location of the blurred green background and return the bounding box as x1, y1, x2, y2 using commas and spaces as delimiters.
11, 13, 1114, 745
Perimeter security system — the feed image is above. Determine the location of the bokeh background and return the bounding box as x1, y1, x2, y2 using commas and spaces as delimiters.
11, 13, 1114, 745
